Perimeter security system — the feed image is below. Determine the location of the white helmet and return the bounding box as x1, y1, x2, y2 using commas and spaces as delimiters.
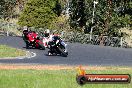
23, 26, 28, 31
46, 29, 50, 33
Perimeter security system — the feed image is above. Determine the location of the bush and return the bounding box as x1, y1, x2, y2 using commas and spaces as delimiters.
18, 0, 60, 28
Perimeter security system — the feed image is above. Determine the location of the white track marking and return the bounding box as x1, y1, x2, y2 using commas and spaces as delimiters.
17, 50, 36, 59
28, 52, 36, 58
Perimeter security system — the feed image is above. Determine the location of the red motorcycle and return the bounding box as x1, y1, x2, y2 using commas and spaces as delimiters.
22, 31, 45, 50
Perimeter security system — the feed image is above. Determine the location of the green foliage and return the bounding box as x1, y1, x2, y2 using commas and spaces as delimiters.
69, 0, 87, 31
53, 0, 62, 16
0, 19, 21, 36
69, 0, 131, 36
0, 0, 17, 19
18, 0, 61, 28
84, 0, 132, 36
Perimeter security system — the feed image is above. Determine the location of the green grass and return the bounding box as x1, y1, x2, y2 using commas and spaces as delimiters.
0, 45, 26, 58
0, 69, 131, 88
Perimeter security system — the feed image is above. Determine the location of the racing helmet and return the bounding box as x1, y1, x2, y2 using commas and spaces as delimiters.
46, 29, 50, 33
44, 29, 50, 37
23, 26, 28, 31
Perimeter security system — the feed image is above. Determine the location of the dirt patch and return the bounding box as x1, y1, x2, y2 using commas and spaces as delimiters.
0, 65, 74, 70
0, 64, 131, 70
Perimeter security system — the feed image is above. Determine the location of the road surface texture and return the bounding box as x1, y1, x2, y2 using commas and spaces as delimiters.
0, 36, 132, 66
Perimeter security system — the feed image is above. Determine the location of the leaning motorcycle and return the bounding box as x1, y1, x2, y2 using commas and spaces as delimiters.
48, 36, 68, 57
22, 31, 45, 50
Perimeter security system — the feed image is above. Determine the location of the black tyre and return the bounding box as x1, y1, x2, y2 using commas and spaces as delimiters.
58, 47, 68, 57
38, 42, 45, 50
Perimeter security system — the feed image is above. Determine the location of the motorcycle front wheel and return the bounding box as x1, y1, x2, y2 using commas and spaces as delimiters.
58, 47, 68, 57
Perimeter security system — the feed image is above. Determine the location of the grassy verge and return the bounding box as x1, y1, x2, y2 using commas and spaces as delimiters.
0, 45, 26, 58
0, 68, 131, 88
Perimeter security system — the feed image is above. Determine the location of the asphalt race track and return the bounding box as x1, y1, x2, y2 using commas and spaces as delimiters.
0, 36, 132, 66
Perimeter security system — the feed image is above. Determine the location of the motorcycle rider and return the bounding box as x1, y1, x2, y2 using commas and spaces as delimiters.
44, 29, 50, 37
23, 26, 28, 38
22, 26, 39, 48
47, 30, 67, 55
22, 26, 30, 48
42, 29, 52, 47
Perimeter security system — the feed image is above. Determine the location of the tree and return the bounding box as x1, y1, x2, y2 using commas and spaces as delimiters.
18, 0, 61, 28
0, 0, 17, 19
84, 0, 132, 36
16, 0, 27, 12
0, 0, 5, 18
69, 0, 87, 31
53, 0, 62, 16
